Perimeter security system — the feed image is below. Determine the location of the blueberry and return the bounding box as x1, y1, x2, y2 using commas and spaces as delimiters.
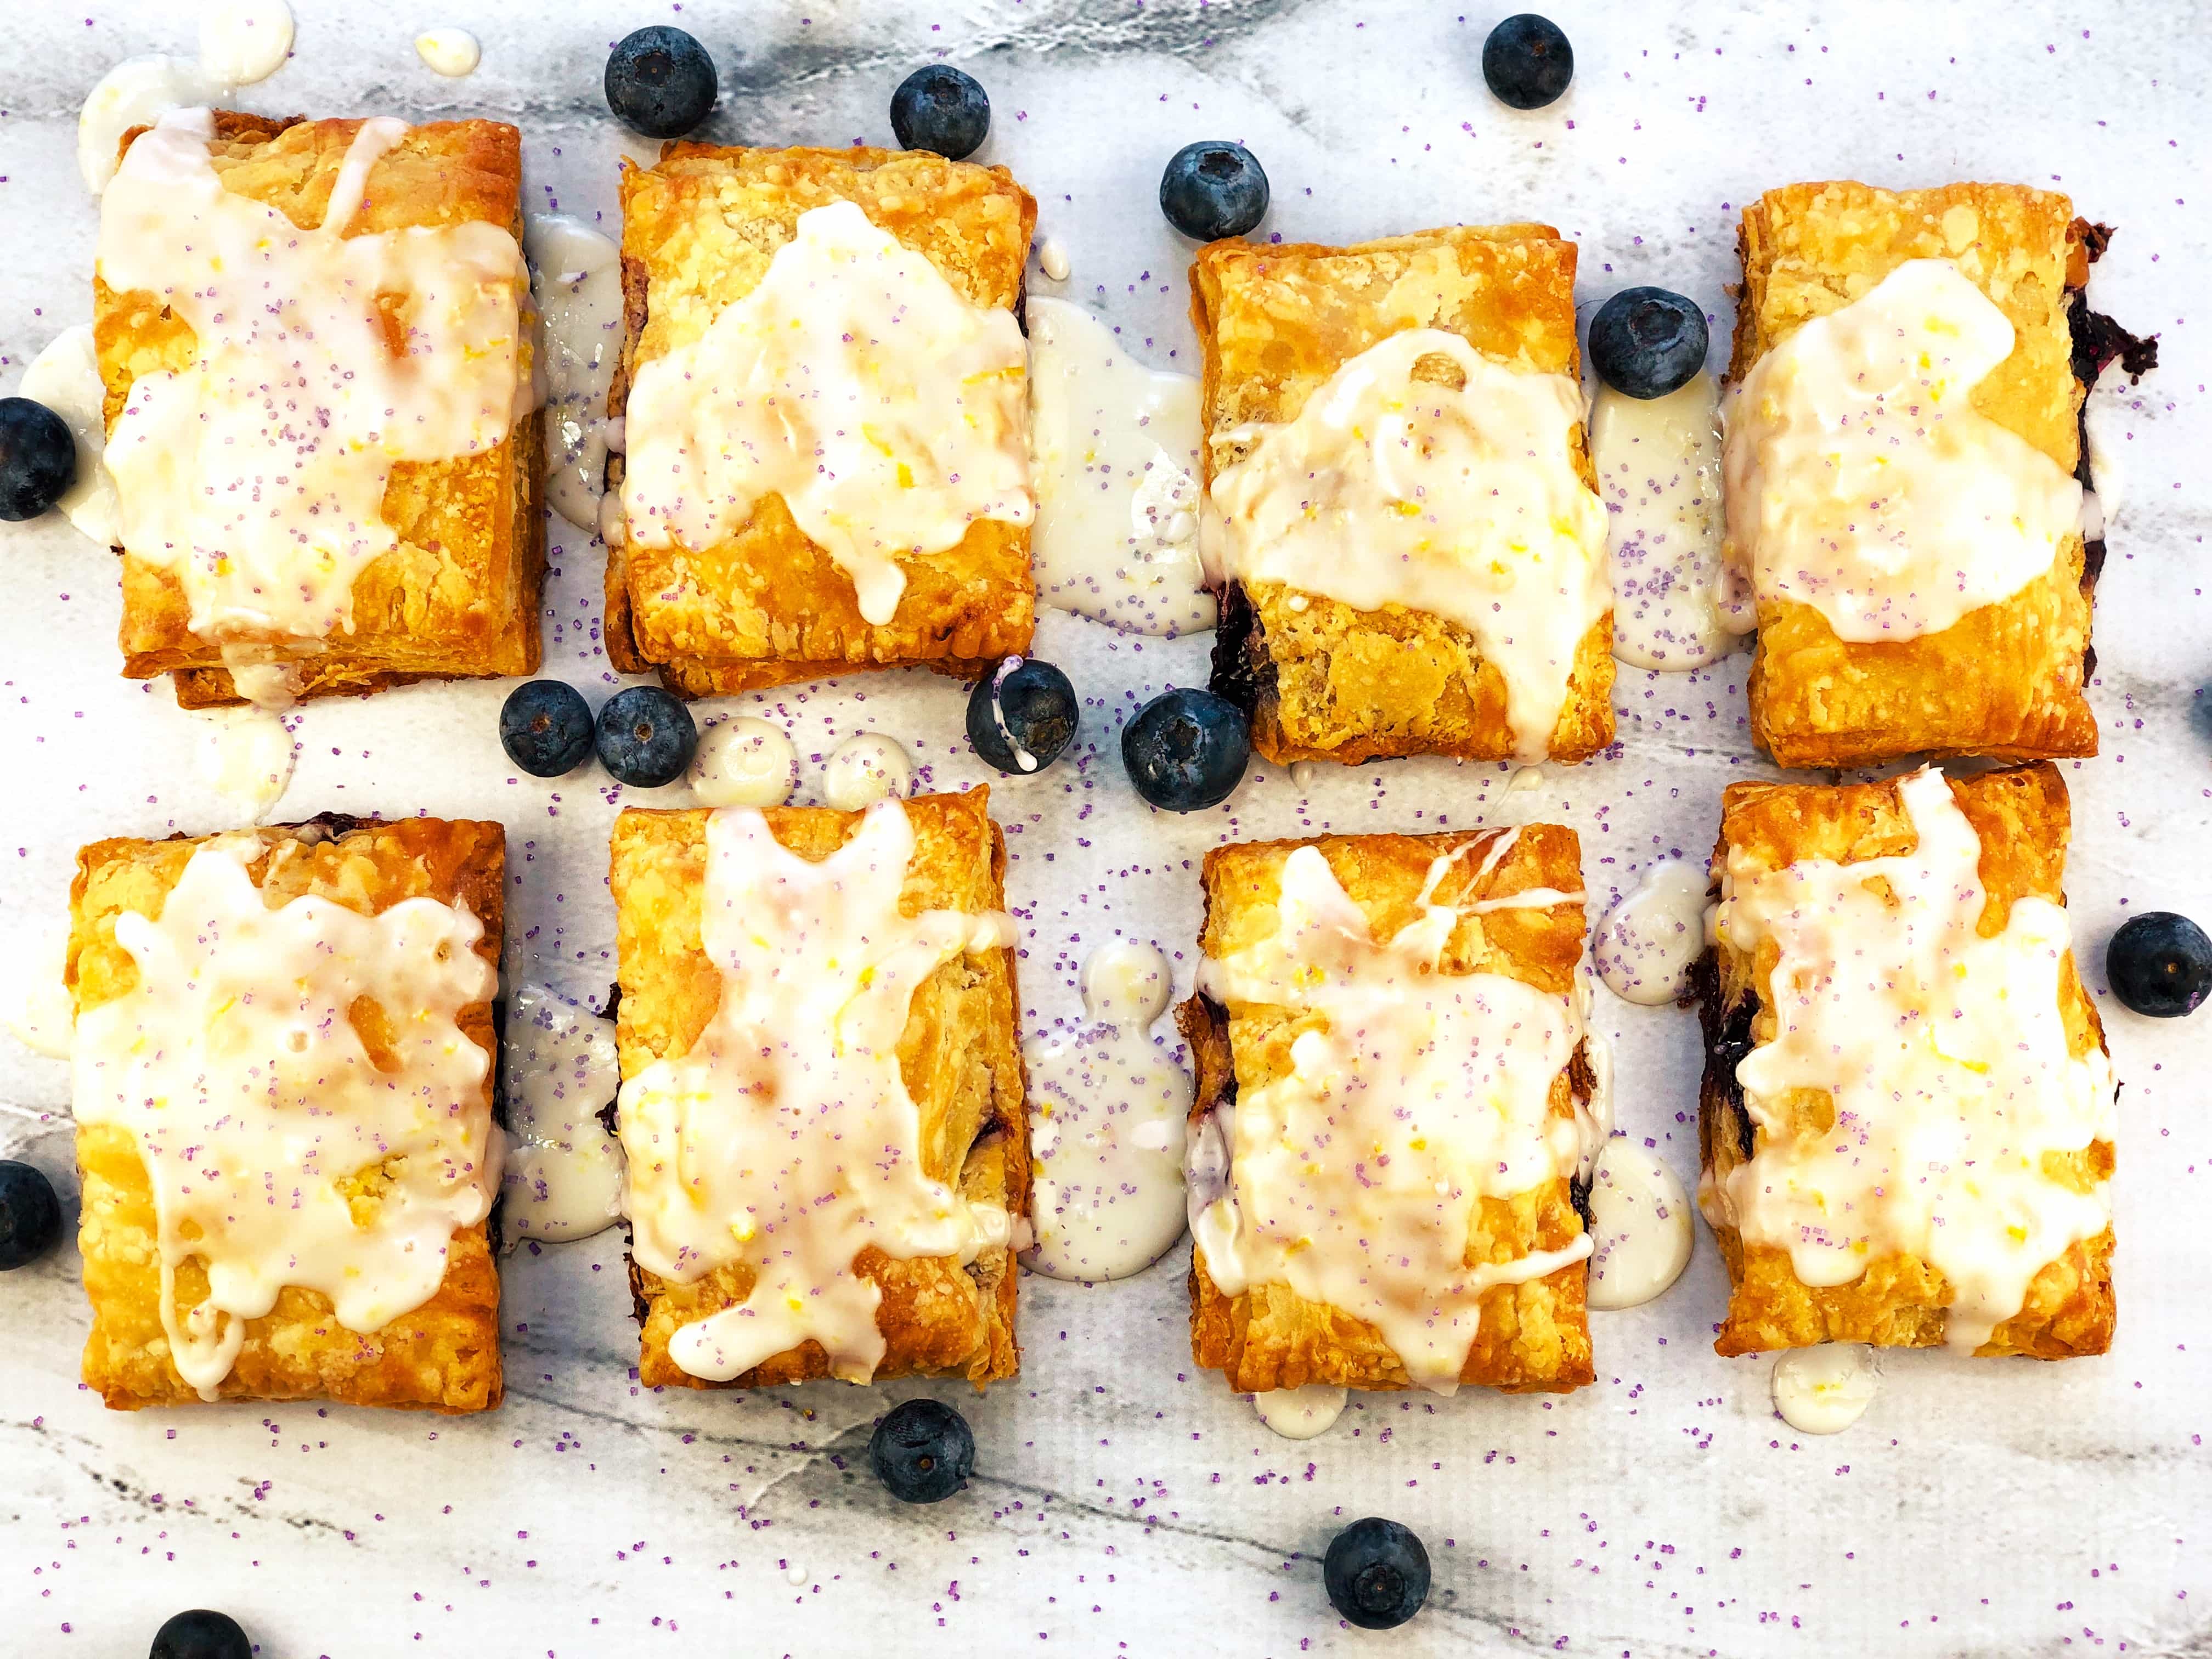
2106, 911, 2212, 1019
605, 26, 717, 140
966, 657, 1077, 776
499, 680, 595, 778
1482, 14, 1575, 111
1159, 142, 1269, 242
1323, 1517, 1430, 1630
0, 397, 77, 522
890, 65, 991, 161
1121, 687, 1250, 812
595, 686, 697, 789
150, 1609, 251, 1659
1589, 287, 1710, 400
868, 1397, 974, 1504
0, 1161, 60, 1271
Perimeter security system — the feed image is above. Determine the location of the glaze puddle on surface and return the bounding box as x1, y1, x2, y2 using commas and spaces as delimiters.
1023, 941, 1193, 1283
19, 325, 119, 546
1770, 1344, 1880, 1435
689, 716, 799, 809
1591, 373, 1733, 670
1593, 857, 1708, 1005
526, 213, 624, 533
78, 1, 294, 193
1251, 1385, 1348, 1440
821, 732, 913, 810
498, 982, 624, 1245
415, 28, 481, 76
1584, 1137, 1693, 1310
1, 928, 74, 1062
1024, 296, 1213, 638
190, 706, 296, 823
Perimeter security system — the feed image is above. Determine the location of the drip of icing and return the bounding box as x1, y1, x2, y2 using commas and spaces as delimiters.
415, 28, 482, 77
1204, 329, 1609, 763
191, 707, 296, 822
499, 983, 625, 1245
1584, 1138, 1694, 1310
623, 200, 1035, 627
1770, 1344, 1880, 1435
98, 110, 529, 658
1592, 373, 1735, 669
71, 840, 498, 1399
77, 2, 294, 194
1024, 941, 1193, 1283
1036, 237, 1071, 281
1025, 297, 1213, 638
985, 657, 1040, 774
1188, 838, 1593, 1392
19, 326, 120, 547
1593, 857, 1708, 1005
1721, 259, 2083, 644
1252, 1385, 1348, 1440
2, 927, 75, 1060
198, 1, 294, 84
526, 214, 624, 533
821, 733, 913, 811
617, 804, 1015, 1384
689, 717, 799, 809
1711, 768, 2115, 1351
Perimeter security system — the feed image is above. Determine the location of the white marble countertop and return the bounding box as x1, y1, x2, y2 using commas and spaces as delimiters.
2, 1, 2208, 1654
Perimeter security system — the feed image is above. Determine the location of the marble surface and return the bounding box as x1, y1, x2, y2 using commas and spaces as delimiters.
2, 1, 2209, 1654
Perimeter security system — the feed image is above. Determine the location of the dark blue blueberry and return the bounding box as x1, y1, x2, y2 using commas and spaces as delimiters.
890, 65, 991, 161
499, 680, 595, 778
868, 1397, 974, 1504
0, 1161, 60, 1271
1589, 287, 1710, 399
1121, 687, 1250, 812
967, 657, 1077, 776
605, 26, 718, 140
595, 686, 697, 789
1323, 1517, 1431, 1630
1159, 142, 1269, 242
1482, 14, 1574, 111
2106, 911, 2212, 1019
0, 397, 77, 522
150, 1609, 250, 1659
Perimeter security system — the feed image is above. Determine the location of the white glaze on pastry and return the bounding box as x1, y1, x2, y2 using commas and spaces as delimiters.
19, 325, 121, 548
821, 733, 913, 811
1709, 767, 2114, 1351
414, 28, 482, 77
616, 803, 1015, 1384
689, 716, 799, 809
1592, 373, 1734, 669
1252, 1384, 1348, 1440
98, 111, 529, 662
499, 983, 624, 1245
527, 214, 624, 533
1770, 1344, 1880, 1435
1025, 296, 1214, 637
1203, 329, 1609, 761
622, 199, 1034, 627
1720, 259, 2083, 644
1188, 840, 1592, 1392
1024, 941, 1193, 1283
1584, 1137, 1693, 1311
1593, 857, 1707, 1006
71, 839, 498, 1399
77, 4, 292, 194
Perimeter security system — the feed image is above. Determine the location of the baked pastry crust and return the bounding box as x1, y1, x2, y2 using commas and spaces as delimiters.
606, 144, 1037, 697
1696, 764, 2114, 1357
1177, 824, 1597, 1393
95, 111, 544, 708
1728, 180, 2095, 767
610, 787, 1026, 1387
70, 815, 506, 1411
1193, 228, 1613, 765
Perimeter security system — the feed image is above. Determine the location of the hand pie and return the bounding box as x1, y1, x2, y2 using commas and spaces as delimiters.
1696, 763, 2115, 1358
71, 815, 506, 1412
1178, 825, 1602, 1396
606, 144, 1038, 698
1194, 228, 1614, 766
1723, 180, 2100, 767
96, 111, 543, 708
610, 788, 1026, 1389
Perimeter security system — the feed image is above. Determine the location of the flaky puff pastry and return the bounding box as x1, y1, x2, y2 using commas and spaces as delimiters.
1728, 182, 2096, 767
606, 145, 1037, 698
1696, 765, 2113, 1358
610, 788, 1027, 1389
96, 113, 544, 709
70, 816, 506, 1412
1194, 228, 1613, 765
1177, 825, 1598, 1395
